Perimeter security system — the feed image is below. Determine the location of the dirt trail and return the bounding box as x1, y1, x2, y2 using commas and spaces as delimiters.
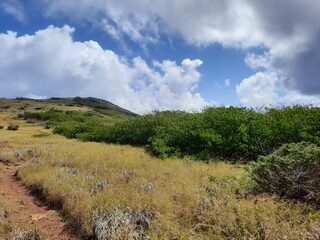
0, 163, 78, 240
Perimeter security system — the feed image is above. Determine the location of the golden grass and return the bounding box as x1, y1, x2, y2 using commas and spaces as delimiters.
1, 102, 320, 239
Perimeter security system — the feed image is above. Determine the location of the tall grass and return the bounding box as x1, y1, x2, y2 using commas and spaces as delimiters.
5, 131, 318, 239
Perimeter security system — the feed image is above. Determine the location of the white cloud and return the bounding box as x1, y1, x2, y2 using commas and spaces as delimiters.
244, 53, 272, 71
100, 19, 123, 43
0, 0, 25, 22
236, 72, 278, 107
42, 0, 261, 48
280, 91, 320, 106
39, 0, 320, 102
224, 79, 231, 87
236, 71, 320, 107
25, 94, 47, 99
0, 25, 209, 113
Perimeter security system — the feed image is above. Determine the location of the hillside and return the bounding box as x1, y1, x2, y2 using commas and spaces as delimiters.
0, 99, 320, 239
1, 96, 137, 117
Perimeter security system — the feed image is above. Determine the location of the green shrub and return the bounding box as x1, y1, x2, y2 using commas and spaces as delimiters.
248, 142, 320, 203
20, 106, 320, 161
7, 123, 19, 131
107, 106, 320, 161
0, 125, 4, 129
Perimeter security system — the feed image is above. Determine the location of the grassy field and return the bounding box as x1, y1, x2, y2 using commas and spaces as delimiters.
1, 99, 320, 239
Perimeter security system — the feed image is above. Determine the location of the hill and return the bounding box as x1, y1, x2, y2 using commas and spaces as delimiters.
1, 98, 320, 239
9, 96, 138, 117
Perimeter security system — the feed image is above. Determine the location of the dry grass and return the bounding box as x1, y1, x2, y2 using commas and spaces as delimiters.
1, 100, 320, 239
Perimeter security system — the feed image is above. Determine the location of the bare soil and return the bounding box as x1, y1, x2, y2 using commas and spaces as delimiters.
0, 163, 78, 240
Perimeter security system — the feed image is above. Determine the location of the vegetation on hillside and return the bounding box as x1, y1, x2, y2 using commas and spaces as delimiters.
5, 96, 136, 119
106, 106, 320, 160
20, 109, 111, 139
1, 98, 320, 239
23, 105, 320, 161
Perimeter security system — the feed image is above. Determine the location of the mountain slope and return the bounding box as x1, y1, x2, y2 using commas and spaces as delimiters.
2, 97, 138, 118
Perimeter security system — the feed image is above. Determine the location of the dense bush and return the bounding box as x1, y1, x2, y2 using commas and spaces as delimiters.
248, 142, 320, 203
104, 114, 159, 145
146, 112, 205, 158
21, 106, 320, 161
104, 106, 320, 160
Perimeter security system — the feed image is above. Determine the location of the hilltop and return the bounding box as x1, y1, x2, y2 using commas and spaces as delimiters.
0, 96, 137, 117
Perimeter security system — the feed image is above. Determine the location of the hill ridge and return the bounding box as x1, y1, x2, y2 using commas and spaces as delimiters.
13, 96, 138, 117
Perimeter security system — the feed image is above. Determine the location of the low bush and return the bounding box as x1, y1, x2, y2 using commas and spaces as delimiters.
93, 208, 154, 240
248, 142, 320, 203
7, 123, 19, 131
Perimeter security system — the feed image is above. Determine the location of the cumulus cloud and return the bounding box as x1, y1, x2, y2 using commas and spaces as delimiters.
0, 25, 208, 113
38, 0, 320, 104
236, 72, 278, 107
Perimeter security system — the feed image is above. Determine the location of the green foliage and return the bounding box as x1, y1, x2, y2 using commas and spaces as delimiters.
105, 106, 320, 160
105, 113, 160, 145
21, 109, 66, 125
21, 109, 110, 140
21, 106, 320, 161
247, 142, 320, 203
200, 107, 252, 159
146, 111, 217, 159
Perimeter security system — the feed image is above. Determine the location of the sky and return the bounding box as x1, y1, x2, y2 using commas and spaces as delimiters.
0, 0, 319, 113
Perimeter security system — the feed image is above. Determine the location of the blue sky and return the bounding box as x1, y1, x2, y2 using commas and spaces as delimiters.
0, 0, 319, 113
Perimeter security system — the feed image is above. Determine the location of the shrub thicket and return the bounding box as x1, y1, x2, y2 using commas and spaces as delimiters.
248, 142, 320, 203
20, 109, 110, 139
104, 106, 320, 160
22, 106, 320, 161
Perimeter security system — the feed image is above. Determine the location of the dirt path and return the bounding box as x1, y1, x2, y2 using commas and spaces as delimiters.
0, 163, 78, 240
